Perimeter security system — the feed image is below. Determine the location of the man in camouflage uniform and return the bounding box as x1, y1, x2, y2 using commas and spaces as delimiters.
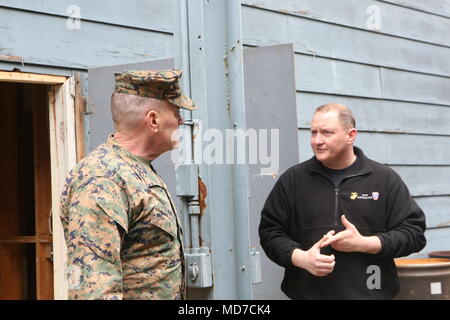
60, 69, 197, 299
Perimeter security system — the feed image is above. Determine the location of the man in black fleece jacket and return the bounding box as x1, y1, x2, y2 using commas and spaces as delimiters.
259, 103, 426, 299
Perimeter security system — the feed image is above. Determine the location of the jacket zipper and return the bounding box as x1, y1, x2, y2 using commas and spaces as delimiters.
334, 187, 340, 226
332, 171, 371, 227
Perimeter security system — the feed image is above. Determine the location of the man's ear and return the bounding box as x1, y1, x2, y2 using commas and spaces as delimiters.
347, 128, 357, 144
145, 110, 159, 132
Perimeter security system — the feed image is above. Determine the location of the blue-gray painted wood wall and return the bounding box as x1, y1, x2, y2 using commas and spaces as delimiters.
0, 0, 175, 153
242, 0, 450, 256
1, 0, 449, 298
0, 0, 174, 76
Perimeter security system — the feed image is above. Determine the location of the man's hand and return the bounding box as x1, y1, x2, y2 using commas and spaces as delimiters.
321, 215, 381, 254
291, 235, 335, 277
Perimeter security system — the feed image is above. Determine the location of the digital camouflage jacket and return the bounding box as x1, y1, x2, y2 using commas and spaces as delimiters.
60, 135, 185, 300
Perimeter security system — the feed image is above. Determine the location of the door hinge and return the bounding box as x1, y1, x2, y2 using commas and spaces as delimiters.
250, 247, 262, 284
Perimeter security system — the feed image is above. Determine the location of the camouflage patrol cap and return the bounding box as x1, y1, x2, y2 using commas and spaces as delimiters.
114, 69, 197, 111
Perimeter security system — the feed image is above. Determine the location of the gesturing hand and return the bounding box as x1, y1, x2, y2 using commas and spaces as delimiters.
291, 235, 335, 277
321, 215, 382, 254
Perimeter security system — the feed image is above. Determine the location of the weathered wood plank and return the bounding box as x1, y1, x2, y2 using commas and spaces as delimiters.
380, 0, 450, 18
298, 129, 450, 166
296, 92, 450, 136
380, 68, 450, 106
416, 196, 450, 229
0, 8, 173, 70
294, 55, 382, 99
30, 84, 54, 300
242, 5, 450, 76
48, 79, 77, 299
242, 0, 450, 46
392, 166, 450, 198
0, 0, 174, 32
294, 55, 450, 105
0, 62, 74, 76
422, 228, 450, 255
0, 71, 67, 84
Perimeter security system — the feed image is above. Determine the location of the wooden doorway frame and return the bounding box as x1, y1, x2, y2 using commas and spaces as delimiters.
0, 71, 79, 300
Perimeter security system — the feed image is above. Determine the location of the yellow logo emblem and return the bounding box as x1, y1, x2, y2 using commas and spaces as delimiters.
350, 192, 358, 200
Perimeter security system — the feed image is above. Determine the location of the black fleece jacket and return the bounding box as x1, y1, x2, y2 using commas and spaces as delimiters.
259, 147, 426, 299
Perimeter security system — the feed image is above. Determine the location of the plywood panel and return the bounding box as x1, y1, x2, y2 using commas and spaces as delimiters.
296, 92, 450, 136
242, 6, 450, 76
0, 8, 173, 70
242, 0, 450, 46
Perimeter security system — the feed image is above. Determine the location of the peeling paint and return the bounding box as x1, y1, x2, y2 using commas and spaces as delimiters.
279, 9, 310, 16
223, 54, 231, 113
305, 49, 318, 57
198, 176, 207, 215
0, 54, 23, 62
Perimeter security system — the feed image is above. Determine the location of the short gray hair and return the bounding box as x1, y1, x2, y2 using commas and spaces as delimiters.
314, 103, 356, 129
111, 92, 162, 132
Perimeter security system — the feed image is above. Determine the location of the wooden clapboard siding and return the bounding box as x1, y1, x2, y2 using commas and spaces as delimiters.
416, 197, 450, 229
296, 93, 450, 136
380, 0, 450, 18
242, 0, 450, 46
298, 130, 450, 166
0, 0, 174, 33
292, 55, 450, 105
0, 0, 174, 71
242, 5, 450, 76
423, 229, 450, 253
243, 0, 450, 254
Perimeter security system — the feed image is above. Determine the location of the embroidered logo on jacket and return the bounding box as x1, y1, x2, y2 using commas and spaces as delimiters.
350, 192, 380, 200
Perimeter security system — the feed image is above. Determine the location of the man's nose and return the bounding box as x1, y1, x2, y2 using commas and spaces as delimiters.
312, 134, 324, 145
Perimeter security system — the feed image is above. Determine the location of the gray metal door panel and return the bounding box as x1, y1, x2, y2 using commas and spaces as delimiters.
244, 44, 299, 299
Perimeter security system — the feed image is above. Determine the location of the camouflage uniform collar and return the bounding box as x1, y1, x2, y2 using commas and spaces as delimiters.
106, 134, 160, 184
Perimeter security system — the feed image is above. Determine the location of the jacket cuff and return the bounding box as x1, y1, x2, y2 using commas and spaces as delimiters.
374, 233, 387, 257
286, 242, 300, 268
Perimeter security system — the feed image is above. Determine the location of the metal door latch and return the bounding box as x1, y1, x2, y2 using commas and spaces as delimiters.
185, 247, 213, 288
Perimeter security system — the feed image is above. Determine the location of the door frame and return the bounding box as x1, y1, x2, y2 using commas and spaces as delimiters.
0, 71, 78, 299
